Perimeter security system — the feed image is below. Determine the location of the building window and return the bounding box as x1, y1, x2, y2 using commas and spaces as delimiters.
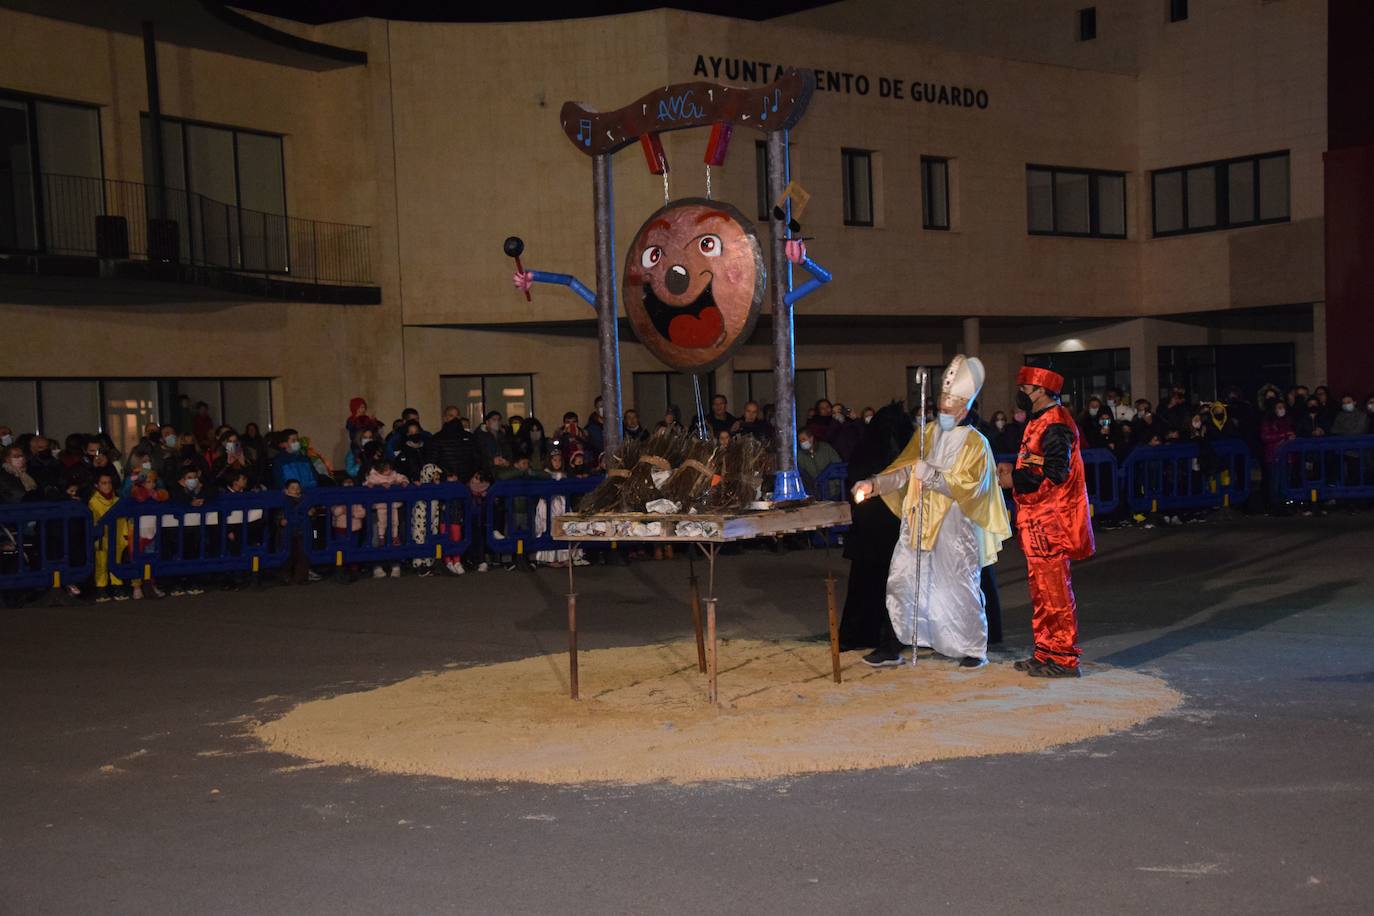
440, 374, 534, 428
1169, 0, 1188, 23
0, 377, 272, 456
921, 157, 949, 230
1023, 350, 1130, 413
906, 365, 944, 412
1157, 343, 1294, 404
634, 372, 715, 430
1026, 165, 1127, 238
140, 115, 288, 272
755, 141, 770, 221
841, 148, 874, 227
1151, 151, 1289, 236
0, 91, 103, 254
733, 369, 826, 419
1078, 7, 1097, 41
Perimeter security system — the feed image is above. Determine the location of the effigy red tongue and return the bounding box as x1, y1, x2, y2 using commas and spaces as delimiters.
669, 305, 725, 349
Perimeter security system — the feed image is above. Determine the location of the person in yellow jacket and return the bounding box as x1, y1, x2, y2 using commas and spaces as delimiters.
851, 355, 1010, 668
88, 470, 134, 602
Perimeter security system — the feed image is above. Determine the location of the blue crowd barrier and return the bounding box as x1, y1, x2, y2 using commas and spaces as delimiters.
0, 501, 93, 590
1273, 435, 1374, 503
98, 492, 292, 581
1123, 439, 1252, 514
302, 482, 474, 566
484, 476, 604, 555
807, 462, 851, 546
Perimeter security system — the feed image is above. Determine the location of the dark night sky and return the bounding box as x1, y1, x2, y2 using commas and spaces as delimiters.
229, 1, 840, 24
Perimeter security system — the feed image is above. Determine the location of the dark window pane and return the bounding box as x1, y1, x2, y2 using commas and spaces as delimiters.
1259, 155, 1289, 220
1095, 173, 1126, 236
1153, 171, 1183, 234
1079, 7, 1097, 40
1227, 160, 1255, 224
0, 99, 39, 251
1186, 166, 1216, 228
1027, 168, 1054, 232
1169, 0, 1188, 23
922, 158, 948, 229
843, 150, 873, 225
1054, 171, 1091, 234
755, 142, 769, 221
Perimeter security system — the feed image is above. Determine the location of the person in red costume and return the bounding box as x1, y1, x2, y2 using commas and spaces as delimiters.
996, 366, 1095, 678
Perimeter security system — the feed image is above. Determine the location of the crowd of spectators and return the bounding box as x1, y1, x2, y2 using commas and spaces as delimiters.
3, 382, 1371, 602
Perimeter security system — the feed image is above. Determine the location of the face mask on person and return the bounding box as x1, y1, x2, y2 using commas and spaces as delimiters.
359, 437, 373, 447
184, 478, 200, 493
287, 441, 301, 454
1106, 399, 1117, 409
487, 421, 500, 434
799, 438, 813, 452
937, 413, 957, 432
1342, 402, 1356, 413
1275, 407, 1287, 419
1015, 391, 1033, 413
1191, 418, 1203, 430
1367, 402, 1374, 413
994, 419, 1006, 430
141, 460, 152, 471
164, 434, 177, 448
0, 434, 11, 447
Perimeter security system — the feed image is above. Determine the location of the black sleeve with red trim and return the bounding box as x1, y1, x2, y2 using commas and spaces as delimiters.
1012, 424, 1074, 494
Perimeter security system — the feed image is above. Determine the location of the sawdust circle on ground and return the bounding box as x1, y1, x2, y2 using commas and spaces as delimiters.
254, 640, 1181, 785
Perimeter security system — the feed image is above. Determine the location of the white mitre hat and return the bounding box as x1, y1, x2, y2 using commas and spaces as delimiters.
938, 354, 985, 413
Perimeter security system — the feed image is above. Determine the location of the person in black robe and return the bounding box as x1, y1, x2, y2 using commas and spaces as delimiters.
838, 402, 912, 651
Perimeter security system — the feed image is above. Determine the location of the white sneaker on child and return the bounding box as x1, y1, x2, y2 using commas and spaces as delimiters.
390, 564, 401, 578
477, 562, 490, 573
372, 566, 387, 579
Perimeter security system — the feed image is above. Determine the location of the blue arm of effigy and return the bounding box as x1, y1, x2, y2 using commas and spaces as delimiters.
528, 270, 596, 306
783, 256, 833, 307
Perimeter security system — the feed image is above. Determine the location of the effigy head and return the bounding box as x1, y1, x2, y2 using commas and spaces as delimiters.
622, 198, 765, 373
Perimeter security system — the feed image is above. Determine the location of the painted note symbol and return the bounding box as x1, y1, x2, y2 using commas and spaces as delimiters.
760, 89, 780, 121
577, 119, 592, 147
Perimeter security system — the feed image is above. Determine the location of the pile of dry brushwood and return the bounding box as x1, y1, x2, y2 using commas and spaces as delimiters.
579, 427, 771, 515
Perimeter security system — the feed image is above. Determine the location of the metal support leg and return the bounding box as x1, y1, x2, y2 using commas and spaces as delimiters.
706, 596, 718, 705
688, 551, 706, 674
825, 572, 841, 684
567, 552, 578, 700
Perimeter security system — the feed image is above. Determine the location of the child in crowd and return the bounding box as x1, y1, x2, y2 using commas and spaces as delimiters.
464, 469, 493, 573
88, 470, 127, 602
364, 458, 409, 578
330, 476, 368, 582
120, 450, 167, 600
278, 479, 318, 585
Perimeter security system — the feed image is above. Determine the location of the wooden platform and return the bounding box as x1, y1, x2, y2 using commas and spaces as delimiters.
553, 499, 852, 543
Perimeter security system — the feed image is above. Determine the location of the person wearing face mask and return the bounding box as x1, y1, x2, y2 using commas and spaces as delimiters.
270, 429, 319, 491
426, 406, 484, 483
0, 445, 39, 503
1105, 388, 1136, 423
797, 428, 842, 498
1329, 393, 1368, 438
1080, 396, 1105, 432
477, 411, 514, 470
1085, 409, 1116, 451
851, 356, 1011, 668
995, 365, 1094, 678
1260, 401, 1297, 512
0, 426, 14, 450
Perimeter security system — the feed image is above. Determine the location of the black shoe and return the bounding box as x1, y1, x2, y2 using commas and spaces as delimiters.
1013, 657, 1044, 672
958, 656, 987, 669
862, 648, 904, 668
1026, 661, 1081, 678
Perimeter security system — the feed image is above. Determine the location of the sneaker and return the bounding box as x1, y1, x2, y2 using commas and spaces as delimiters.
169, 587, 186, 597
148, 584, 167, 599
573, 557, 591, 567
389, 564, 401, 578
477, 562, 490, 573
1026, 661, 1081, 679
1013, 657, 1045, 672
131, 586, 144, 600
958, 656, 988, 669
65, 584, 82, 598
95, 588, 112, 604
306, 571, 322, 583
185, 586, 205, 595
113, 590, 130, 602
372, 566, 387, 579
862, 647, 904, 668
445, 559, 465, 576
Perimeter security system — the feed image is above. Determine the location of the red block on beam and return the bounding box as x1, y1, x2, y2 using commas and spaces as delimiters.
703, 122, 733, 166
640, 133, 668, 175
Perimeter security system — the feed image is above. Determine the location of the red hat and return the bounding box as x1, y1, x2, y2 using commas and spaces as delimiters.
1017, 365, 1065, 393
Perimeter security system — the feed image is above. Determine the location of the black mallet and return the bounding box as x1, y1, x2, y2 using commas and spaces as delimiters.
503, 236, 531, 301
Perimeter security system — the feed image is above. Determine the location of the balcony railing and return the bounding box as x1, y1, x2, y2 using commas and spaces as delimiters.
26, 172, 372, 286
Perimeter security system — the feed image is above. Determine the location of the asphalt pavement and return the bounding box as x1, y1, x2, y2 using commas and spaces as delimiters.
2, 512, 1372, 915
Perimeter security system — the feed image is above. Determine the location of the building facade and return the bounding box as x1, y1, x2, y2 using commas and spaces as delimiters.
0, 0, 1350, 462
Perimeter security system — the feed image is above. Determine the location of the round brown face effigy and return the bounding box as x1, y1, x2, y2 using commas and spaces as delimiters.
622, 198, 765, 373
